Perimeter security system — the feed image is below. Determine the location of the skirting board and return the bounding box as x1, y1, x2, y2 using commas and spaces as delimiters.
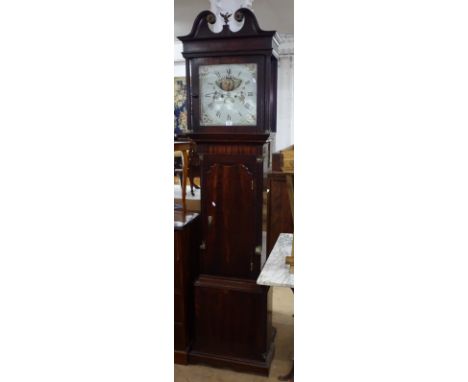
174, 349, 189, 365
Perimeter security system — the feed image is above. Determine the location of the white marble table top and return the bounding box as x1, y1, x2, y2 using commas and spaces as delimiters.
257, 233, 294, 288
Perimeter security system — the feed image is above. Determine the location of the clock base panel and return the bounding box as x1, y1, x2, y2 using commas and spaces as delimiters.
189, 330, 276, 376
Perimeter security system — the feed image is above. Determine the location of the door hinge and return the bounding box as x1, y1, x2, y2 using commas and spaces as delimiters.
251, 180, 254, 191
250, 261, 254, 272
200, 241, 206, 250
255, 246, 262, 256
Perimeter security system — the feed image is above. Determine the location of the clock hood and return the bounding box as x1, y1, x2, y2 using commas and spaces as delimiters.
178, 8, 280, 58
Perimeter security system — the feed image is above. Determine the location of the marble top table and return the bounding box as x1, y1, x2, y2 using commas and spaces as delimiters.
257, 233, 294, 288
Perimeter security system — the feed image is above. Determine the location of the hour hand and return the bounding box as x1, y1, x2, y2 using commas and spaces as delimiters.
203, 91, 220, 98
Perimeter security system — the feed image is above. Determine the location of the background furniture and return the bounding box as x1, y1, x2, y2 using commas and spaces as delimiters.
187, 144, 200, 196
174, 156, 184, 187
174, 210, 201, 364
257, 233, 294, 382
175, 140, 201, 201
257, 233, 293, 288
266, 146, 294, 256
174, 140, 192, 210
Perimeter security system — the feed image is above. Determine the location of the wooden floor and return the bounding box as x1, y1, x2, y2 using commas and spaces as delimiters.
174, 287, 294, 382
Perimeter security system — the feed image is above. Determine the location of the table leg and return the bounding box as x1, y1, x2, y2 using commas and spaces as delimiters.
278, 287, 294, 381
181, 150, 188, 211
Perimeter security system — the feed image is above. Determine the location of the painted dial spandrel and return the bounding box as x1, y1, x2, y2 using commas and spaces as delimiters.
199, 63, 257, 126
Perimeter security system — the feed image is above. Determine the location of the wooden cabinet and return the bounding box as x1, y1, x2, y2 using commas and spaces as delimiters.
266, 145, 294, 256
174, 210, 201, 364
266, 172, 294, 256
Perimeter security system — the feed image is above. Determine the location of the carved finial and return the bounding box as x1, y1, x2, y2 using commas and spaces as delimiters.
220, 12, 232, 25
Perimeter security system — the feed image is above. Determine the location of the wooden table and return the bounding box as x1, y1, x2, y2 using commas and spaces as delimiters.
257, 233, 294, 381
174, 141, 191, 211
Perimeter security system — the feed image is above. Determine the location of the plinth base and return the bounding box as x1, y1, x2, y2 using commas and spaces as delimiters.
189, 328, 276, 376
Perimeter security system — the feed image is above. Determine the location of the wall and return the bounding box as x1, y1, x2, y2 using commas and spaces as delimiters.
275, 34, 294, 151
174, 34, 294, 151
174, 43, 186, 77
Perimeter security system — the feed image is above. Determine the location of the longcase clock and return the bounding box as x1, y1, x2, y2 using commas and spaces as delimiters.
178, 8, 279, 375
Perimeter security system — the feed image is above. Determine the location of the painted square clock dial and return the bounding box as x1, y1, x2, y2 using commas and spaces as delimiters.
199, 63, 257, 126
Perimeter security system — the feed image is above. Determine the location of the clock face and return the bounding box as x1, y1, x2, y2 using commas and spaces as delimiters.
199, 63, 257, 126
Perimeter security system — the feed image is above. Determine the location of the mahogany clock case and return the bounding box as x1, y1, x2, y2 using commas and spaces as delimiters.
176, 8, 279, 375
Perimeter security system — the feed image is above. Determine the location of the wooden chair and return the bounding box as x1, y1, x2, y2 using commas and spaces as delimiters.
187, 145, 200, 196
174, 141, 190, 210
174, 139, 201, 209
